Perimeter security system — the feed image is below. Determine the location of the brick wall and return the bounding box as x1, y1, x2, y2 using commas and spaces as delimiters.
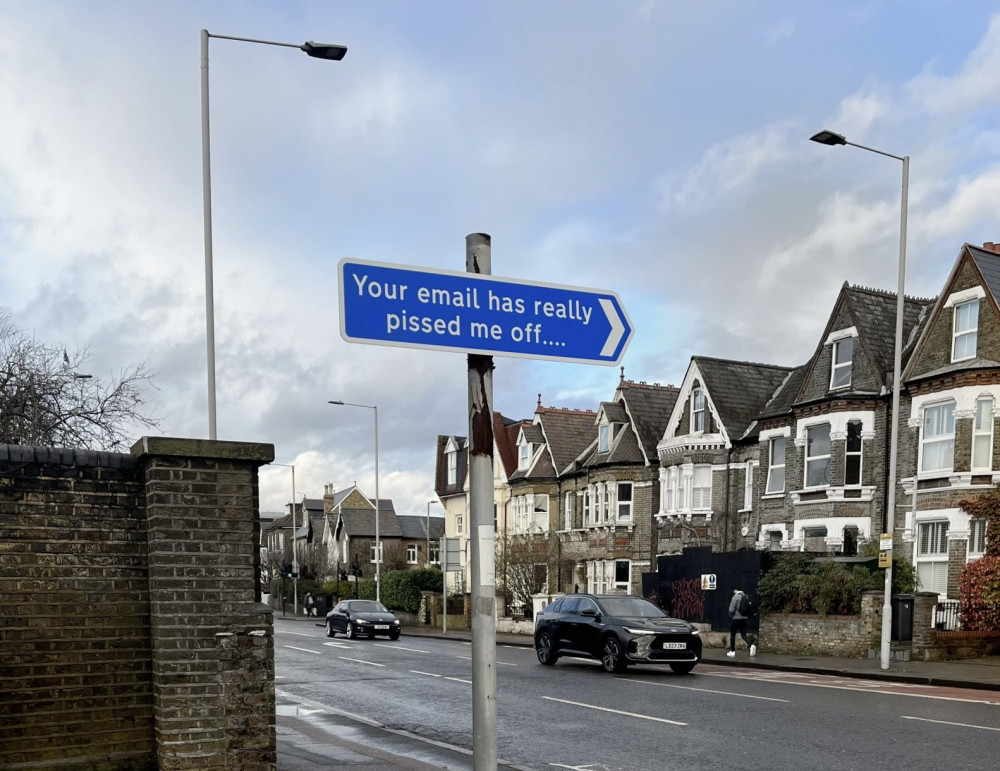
0, 437, 275, 770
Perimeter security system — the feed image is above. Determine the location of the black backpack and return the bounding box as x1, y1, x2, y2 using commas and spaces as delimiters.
738, 593, 752, 616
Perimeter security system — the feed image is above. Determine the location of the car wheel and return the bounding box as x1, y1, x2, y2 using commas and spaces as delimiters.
347, 622, 358, 640
601, 636, 628, 673
669, 662, 696, 675
389, 628, 401, 641
535, 631, 558, 665
325, 620, 336, 638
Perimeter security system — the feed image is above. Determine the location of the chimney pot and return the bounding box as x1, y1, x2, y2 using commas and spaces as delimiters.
984, 241, 999, 253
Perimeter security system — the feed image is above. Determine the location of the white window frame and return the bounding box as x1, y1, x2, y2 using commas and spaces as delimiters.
406, 544, 417, 564
692, 388, 705, 433
564, 492, 573, 530
447, 449, 457, 485
830, 336, 853, 389
428, 541, 440, 565
582, 488, 591, 526
972, 396, 994, 472
598, 423, 610, 452
804, 423, 831, 488
742, 462, 753, 511
766, 436, 785, 494
916, 520, 950, 596
692, 465, 712, 510
953, 298, 979, 362
456, 513, 465, 535
969, 518, 987, 557
920, 402, 955, 473
518, 442, 531, 470
845, 420, 863, 486
616, 481, 633, 521
533, 494, 549, 531
370, 542, 382, 564
613, 559, 631, 591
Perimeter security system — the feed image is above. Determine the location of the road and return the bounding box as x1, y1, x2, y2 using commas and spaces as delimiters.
274, 618, 1000, 770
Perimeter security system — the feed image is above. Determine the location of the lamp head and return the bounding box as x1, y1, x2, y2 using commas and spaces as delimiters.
810, 130, 847, 146
301, 41, 347, 60
328, 400, 344, 405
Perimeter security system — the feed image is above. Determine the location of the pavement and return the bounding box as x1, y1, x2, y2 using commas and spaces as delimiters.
275, 615, 1000, 769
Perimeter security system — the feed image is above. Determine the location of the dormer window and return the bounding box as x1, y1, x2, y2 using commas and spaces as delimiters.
692, 388, 705, 433
953, 299, 979, 361
518, 441, 532, 470
831, 336, 853, 389
598, 423, 611, 452
447, 447, 457, 485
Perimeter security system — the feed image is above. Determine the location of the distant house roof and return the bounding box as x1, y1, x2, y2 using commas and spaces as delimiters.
694, 356, 795, 442
396, 515, 446, 540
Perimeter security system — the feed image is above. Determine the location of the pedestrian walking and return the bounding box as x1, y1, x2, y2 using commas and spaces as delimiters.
728, 588, 756, 657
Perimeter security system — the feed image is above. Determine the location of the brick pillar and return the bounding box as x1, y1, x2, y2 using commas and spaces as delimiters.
912, 591, 938, 660
133, 437, 275, 771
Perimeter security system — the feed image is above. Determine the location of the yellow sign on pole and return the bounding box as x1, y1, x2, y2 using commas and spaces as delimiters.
878, 550, 892, 568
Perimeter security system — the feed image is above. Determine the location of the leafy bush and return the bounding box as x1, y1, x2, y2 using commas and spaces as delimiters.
321, 578, 376, 601
379, 568, 444, 613
758, 550, 917, 617
958, 486, 1000, 630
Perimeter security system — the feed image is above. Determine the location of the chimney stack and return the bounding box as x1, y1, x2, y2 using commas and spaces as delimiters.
983, 242, 1000, 254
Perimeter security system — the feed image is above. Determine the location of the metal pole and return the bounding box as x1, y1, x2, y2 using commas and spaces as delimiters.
427, 500, 432, 566
200, 29, 218, 440
466, 232, 497, 770
373, 405, 381, 603
292, 466, 299, 616
880, 154, 908, 671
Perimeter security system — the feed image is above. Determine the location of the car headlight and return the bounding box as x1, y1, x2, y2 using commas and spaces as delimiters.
393, 619, 400, 625
624, 627, 656, 635
355, 619, 370, 625
691, 629, 700, 635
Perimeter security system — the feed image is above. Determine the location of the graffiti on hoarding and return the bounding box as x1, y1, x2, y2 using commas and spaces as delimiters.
669, 577, 704, 620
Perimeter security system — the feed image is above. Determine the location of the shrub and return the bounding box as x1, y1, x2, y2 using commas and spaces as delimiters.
757, 551, 917, 617
957, 485, 1000, 630
379, 568, 444, 613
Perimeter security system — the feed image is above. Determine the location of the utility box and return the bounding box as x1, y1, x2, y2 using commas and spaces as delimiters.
891, 594, 914, 642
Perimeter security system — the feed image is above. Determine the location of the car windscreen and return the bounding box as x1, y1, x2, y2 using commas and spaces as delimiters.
599, 598, 666, 618
348, 601, 387, 613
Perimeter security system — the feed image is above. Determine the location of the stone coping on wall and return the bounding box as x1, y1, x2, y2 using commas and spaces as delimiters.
131, 435, 275, 463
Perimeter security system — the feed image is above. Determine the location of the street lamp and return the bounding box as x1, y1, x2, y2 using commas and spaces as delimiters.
272, 463, 298, 615
427, 500, 438, 566
201, 30, 346, 440
329, 401, 381, 601
811, 129, 909, 671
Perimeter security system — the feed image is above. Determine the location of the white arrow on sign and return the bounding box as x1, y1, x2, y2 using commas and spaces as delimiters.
599, 298, 626, 357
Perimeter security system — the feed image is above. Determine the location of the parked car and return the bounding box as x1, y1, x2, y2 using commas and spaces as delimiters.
325, 599, 401, 640
534, 594, 702, 674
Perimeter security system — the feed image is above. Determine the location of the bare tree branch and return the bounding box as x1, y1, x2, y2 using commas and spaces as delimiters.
0, 311, 159, 450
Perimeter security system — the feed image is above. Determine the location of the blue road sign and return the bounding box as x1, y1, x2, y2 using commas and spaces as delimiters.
339, 259, 633, 365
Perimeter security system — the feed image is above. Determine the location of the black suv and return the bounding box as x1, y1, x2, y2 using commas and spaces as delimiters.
534, 594, 702, 674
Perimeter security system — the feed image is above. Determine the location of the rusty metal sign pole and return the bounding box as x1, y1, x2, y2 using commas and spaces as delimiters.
466, 232, 497, 770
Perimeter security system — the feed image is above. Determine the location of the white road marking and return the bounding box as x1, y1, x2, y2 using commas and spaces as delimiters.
704, 670, 1000, 704
376, 643, 430, 653
542, 696, 686, 726
903, 715, 1000, 732
621, 677, 788, 702
283, 645, 321, 655
456, 655, 517, 666
339, 657, 385, 667
277, 630, 317, 637
445, 676, 472, 684
410, 670, 442, 677
322, 642, 352, 649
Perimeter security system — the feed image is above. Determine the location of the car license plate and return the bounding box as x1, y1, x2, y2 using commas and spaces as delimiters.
375, 625, 389, 630
661, 642, 686, 650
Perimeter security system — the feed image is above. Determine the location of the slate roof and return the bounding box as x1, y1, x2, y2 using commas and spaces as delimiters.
841, 284, 934, 385
618, 380, 680, 461
695, 357, 796, 441
337, 502, 402, 539
969, 243, 1000, 305
434, 435, 468, 497
494, 412, 529, 479
756, 364, 809, 423
537, 406, 598, 476
397, 515, 446, 540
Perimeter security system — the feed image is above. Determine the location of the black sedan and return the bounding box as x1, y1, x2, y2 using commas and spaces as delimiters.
325, 599, 401, 640
534, 594, 702, 674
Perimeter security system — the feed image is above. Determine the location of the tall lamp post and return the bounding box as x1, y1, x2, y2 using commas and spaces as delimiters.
426, 500, 438, 566
810, 129, 909, 671
272, 463, 298, 615
329, 401, 381, 602
201, 30, 346, 439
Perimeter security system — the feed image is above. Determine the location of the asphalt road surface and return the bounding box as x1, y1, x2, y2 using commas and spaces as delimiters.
274, 618, 1000, 771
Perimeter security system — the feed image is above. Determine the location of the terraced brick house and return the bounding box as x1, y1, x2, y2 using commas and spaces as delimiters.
506, 402, 597, 596
561, 378, 679, 595
751, 282, 932, 556
655, 357, 795, 554
895, 241, 1000, 599
434, 412, 525, 594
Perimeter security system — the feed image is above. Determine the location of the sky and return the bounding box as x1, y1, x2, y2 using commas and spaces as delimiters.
2, 1, 1000, 518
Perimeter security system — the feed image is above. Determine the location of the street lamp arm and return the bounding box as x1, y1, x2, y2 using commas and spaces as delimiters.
204, 30, 347, 60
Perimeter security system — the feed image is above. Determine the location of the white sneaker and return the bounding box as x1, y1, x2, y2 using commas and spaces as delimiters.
750, 644, 757, 657
726, 650, 736, 657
